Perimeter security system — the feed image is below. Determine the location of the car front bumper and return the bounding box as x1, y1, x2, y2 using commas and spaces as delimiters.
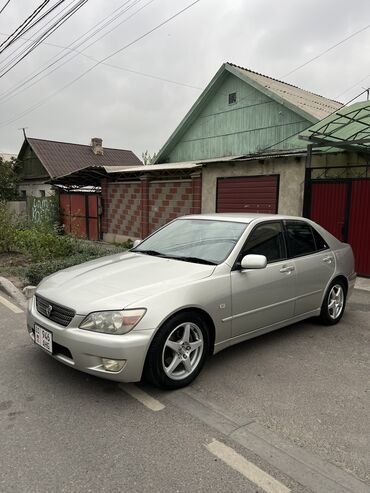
26, 296, 153, 382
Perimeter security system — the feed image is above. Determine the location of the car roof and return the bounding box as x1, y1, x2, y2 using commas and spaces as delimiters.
180, 213, 308, 224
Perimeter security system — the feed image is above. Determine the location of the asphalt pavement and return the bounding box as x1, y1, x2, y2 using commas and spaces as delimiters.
0, 289, 369, 493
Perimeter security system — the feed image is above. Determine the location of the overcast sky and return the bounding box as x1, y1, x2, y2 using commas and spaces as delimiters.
0, 0, 369, 158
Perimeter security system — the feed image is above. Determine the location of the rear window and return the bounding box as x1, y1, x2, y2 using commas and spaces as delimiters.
312, 227, 329, 251
285, 220, 316, 257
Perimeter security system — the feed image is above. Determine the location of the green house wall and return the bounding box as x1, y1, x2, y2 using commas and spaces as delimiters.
20, 145, 48, 179
163, 73, 312, 163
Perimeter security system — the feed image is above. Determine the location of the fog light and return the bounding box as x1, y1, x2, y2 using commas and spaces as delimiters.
101, 358, 126, 372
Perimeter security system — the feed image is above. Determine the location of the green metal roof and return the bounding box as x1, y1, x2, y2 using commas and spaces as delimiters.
300, 101, 370, 152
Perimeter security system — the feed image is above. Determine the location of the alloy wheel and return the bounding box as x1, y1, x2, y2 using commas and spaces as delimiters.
162, 322, 204, 381
327, 284, 344, 320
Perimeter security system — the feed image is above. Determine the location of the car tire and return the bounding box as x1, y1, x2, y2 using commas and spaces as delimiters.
144, 311, 210, 389
319, 279, 347, 325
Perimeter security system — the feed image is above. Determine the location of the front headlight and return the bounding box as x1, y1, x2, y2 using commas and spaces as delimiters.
79, 309, 146, 335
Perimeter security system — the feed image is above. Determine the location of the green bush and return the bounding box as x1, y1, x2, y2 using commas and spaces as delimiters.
15, 228, 75, 261
72, 240, 111, 257
0, 201, 18, 253
25, 251, 111, 285
0, 201, 131, 285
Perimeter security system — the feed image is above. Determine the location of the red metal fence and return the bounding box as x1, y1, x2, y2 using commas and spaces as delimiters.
309, 180, 370, 276
60, 192, 101, 241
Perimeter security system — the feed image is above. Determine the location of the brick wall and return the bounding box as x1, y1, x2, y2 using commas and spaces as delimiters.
149, 181, 193, 232
102, 173, 202, 240
103, 181, 142, 238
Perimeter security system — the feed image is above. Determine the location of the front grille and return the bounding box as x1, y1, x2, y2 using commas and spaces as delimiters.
35, 295, 75, 327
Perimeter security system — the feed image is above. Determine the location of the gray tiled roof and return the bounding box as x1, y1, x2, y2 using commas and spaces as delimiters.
229, 63, 342, 120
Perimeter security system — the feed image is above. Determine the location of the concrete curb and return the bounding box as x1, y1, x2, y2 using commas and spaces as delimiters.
355, 278, 370, 292
0, 277, 27, 309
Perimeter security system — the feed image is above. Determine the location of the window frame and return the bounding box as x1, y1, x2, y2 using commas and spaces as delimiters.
233, 220, 288, 270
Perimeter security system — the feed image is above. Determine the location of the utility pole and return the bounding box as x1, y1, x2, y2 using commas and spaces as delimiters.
361, 88, 370, 101
18, 127, 28, 138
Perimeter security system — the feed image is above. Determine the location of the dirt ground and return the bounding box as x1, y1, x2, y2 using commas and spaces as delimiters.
0, 252, 29, 289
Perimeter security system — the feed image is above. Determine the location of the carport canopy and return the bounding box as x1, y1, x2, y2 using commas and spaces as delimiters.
300, 101, 370, 153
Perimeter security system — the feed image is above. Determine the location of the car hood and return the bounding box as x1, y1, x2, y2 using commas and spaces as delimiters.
36, 252, 215, 314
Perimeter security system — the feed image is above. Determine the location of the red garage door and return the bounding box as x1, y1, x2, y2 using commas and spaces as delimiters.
217, 175, 279, 213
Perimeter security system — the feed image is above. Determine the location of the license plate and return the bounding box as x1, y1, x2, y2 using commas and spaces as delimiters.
34, 324, 53, 354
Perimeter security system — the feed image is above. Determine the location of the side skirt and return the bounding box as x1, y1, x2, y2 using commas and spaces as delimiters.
213, 309, 320, 354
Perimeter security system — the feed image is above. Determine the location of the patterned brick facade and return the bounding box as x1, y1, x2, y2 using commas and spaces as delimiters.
148, 181, 193, 232
105, 182, 142, 238
102, 174, 202, 239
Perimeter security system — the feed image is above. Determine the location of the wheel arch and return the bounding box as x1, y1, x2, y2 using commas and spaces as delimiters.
319, 274, 349, 312
331, 274, 348, 293
150, 307, 216, 357
142, 306, 216, 388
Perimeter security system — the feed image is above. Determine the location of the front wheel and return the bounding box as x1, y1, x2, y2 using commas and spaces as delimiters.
319, 280, 346, 325
144, 312, 210, 389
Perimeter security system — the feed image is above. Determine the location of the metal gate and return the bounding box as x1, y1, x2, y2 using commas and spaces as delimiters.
216, 175, 279, 213
60, 192, 101, 241
305, 166, 370, 276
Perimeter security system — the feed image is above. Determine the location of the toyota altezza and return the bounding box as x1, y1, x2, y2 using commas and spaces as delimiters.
27, 214, 356, 389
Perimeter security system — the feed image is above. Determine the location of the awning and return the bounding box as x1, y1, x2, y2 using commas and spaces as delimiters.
300, 101, 370, 153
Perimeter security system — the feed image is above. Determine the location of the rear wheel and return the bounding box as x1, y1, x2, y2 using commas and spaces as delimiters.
145, 312, 210, 389
319, 280, 346, 325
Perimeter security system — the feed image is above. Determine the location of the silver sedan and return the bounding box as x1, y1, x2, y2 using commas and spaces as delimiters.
27, 214, 356, 389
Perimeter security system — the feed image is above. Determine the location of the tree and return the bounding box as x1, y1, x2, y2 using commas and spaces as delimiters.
141, 150, 157, 165
0, 157, 21, 201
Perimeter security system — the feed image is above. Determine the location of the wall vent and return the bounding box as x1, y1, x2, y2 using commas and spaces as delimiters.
228, 92, 237, 104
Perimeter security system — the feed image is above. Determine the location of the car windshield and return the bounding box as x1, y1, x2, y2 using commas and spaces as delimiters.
132, 218, 247, 265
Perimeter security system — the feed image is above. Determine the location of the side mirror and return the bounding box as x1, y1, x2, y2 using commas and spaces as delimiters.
132, 239, 142, 248
240, 254, 267, 270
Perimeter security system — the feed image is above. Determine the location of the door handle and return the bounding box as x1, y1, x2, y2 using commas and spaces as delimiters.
323, 256, 333, 263
280, 265, 295, 273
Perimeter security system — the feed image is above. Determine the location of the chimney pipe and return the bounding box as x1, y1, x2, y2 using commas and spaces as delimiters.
91, 137, 103, 155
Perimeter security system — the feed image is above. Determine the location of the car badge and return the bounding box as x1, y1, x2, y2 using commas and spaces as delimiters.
46, 305, 53, 317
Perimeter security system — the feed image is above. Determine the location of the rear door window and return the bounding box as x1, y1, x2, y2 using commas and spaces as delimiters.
285, 220, 317, 257
312, 227, 329, 251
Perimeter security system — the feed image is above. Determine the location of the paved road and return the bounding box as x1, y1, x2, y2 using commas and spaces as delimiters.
0, 290, 369, 493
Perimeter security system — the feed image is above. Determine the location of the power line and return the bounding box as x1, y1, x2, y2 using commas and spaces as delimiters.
0, 0, 77, 69
1, 0, 66, 51
0, 0, 90, 78
0, 31, 202, 94
0, 0, 201, 128
0, 0, 130, 73
0, 0, 146, 98
0, 0, 11, 15
0, 0, 52, 52
281, 23, 370, 78
335, 73, 370, 99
